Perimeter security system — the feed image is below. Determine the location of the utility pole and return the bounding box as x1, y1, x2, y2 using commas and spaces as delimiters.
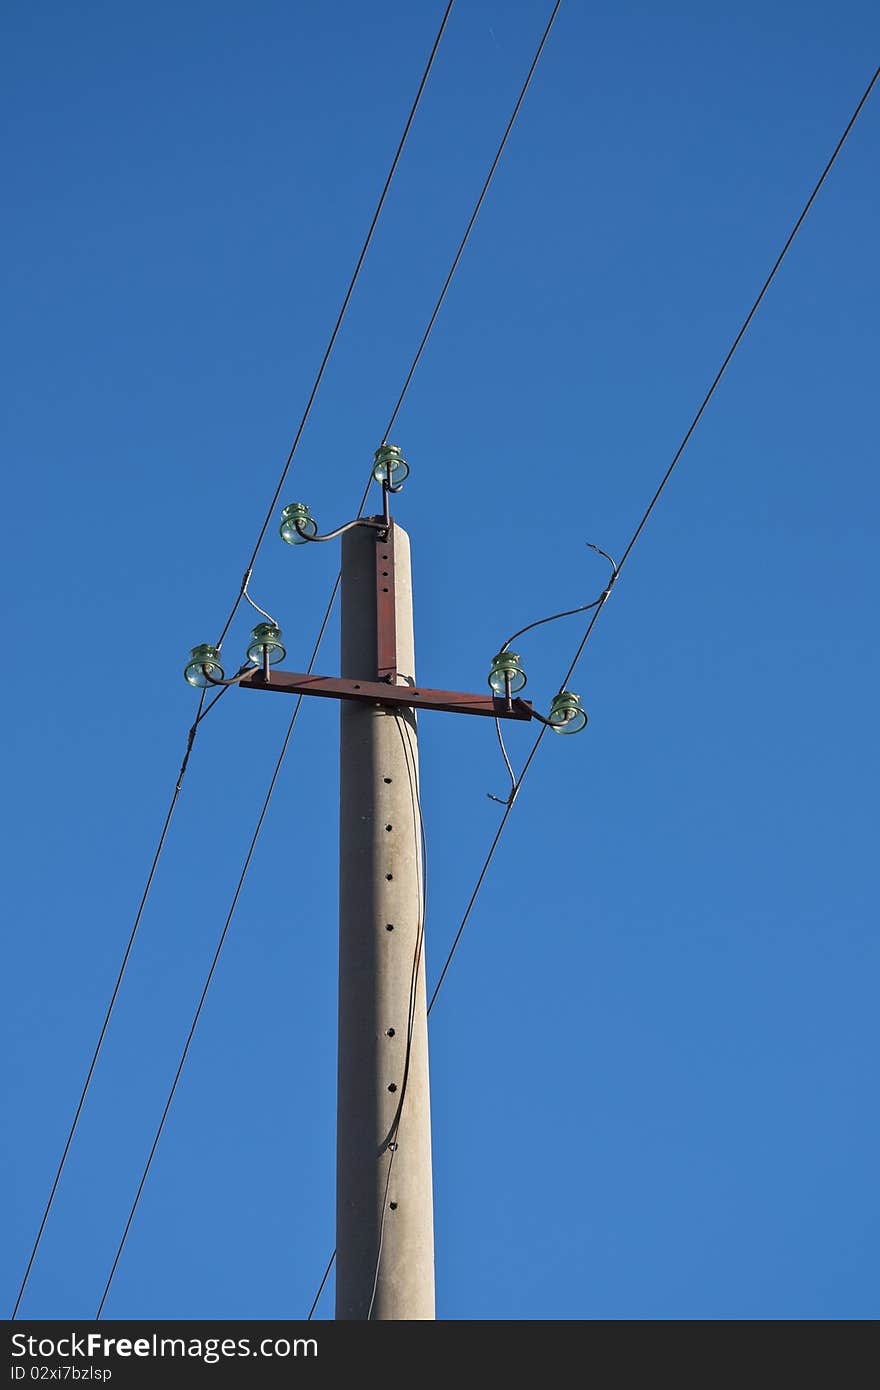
207, 443, 595, 1318
337, 520, 434, 1319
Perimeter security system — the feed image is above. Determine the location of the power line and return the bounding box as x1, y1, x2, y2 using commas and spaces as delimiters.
614, 61, 880, 581
346, 0, 564, 530
378, 0, 562, 448
94, 598, 340, 1318
9, 685, 228, 1319
428, 59, 880, 1014
306, 1249, 336, 1321
215, 0, 456, 649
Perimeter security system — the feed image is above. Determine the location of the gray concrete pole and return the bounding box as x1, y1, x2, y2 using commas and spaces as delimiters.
336, 521, 435, 1320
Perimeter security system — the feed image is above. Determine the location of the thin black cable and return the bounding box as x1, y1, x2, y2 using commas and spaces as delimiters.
336, 0, 564, 534
216, 0, 456, 648
95, 602, 339, 1319
196, 684, 233, 725
367, 715, 427, 1318
379, 0, 563, 447
95, 711, 302, 1317
615, 62, 880, 580
381, 716, 429, 1153
306, 1250, 336, 1321
366, 1149, 397, 1322
488, 714, 519, 806
10, 686, 221, 1320
500, 545, 617, 652
427, 59, 880, 1017
309, 708, 429, 1322
427, 794, 514, 1016
501, 597, 602, 652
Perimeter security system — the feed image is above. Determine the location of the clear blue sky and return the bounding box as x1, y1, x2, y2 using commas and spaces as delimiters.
2, 0, 878, 1321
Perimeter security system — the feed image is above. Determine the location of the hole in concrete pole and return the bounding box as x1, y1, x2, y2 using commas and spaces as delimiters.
385, 824, 393, 832
385, 923, 394, 932
389, 1201, 398, 1211
386, 1028, 395, 1037
387, 1083, 397, 1093
385, 873, 393, 881
384, 777, 392, 784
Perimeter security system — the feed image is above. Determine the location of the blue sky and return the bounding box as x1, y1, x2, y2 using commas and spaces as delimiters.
2, 0, 878, 1320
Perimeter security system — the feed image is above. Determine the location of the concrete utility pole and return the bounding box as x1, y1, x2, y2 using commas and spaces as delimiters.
336, 522, 435, 1320
237, 445, 578, 1318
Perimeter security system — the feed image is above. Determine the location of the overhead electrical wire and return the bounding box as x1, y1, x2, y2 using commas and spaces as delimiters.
376, 0, 562, 453
91, 0, 564, 1321
10, 6, 456, 1322
306, 55, 880, 1320
426, 57, 880, 1012
9, 687, 224, 1320
95, 597, 340, 1319
216, 0, 456, 648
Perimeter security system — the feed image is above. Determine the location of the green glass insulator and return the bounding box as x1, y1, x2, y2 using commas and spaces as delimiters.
488, 650, 527, 695
372, 444, 409, 486
184, 643, 224, 688
280, 502, 318, 545
548, 690, 587, 734
246, 622, 286, 666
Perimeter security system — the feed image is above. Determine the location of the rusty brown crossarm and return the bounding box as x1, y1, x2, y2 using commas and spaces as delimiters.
238, 668, 534, 720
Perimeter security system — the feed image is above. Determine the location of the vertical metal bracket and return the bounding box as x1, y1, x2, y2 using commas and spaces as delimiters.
375, 522, 397, 683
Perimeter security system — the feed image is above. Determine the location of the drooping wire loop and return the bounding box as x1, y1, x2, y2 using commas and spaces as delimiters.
499, 542, 618, 653
484, 541, 614, 788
